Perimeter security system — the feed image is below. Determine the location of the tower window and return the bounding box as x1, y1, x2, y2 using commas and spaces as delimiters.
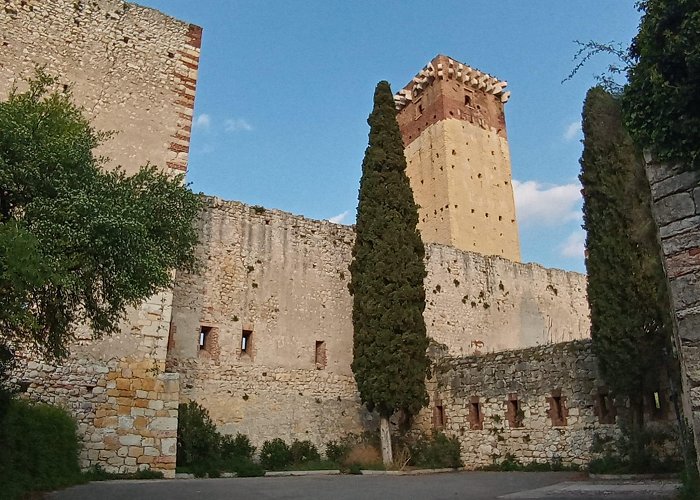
315, 340, 327, 369
241, 329, 253, 354
464, 95, 472, 106
199, 326, 212, 350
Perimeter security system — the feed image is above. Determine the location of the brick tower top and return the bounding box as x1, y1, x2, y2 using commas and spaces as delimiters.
394, 54, 521, 261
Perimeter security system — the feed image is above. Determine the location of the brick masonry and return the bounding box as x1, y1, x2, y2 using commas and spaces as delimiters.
644, 156, 700, 474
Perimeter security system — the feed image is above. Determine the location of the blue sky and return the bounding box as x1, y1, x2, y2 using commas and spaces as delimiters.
138, 1, 642, 274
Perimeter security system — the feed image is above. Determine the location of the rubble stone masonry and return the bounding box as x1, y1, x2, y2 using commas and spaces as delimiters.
413, 340, 678, 468
169, 198, 590, 449
644, 157, 700, 474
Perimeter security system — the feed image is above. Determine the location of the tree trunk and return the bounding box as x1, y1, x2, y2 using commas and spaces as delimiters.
379, 415, 393, 466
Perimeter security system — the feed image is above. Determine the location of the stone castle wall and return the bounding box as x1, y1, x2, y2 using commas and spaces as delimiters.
169, 197, 590, 448
413, 340, 678, 468
644, 156, 700, 474
0, 0, 201, 175
2, 0, 201, 477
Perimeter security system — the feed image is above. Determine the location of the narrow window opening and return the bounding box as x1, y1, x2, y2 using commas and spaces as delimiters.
506, 394, 523, 428
199, 326, 212, 351
650, 390, 668, 420
433, 404, 446, 429
595, 387, 616, 424
464, 95, 472, 106
548, 389, 568, 426
469, 396, 483, 430
315, 340, 327, 369
241, 329, 253, 355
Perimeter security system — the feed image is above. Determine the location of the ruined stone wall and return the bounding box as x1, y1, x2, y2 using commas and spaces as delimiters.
3, 0, 201, 477
396, 55, 520, 261
413, 340, 679, 468
169, 198, 590, 448
644, 156, 700, 474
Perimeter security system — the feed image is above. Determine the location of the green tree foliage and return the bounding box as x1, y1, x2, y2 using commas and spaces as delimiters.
0, 70, 201, 367
349, 81, 429, 447
580, 87, 672, 424
623, 0, 700, 169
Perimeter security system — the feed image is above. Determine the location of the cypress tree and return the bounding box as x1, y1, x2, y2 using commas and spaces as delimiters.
580, 87, 672, 429
349, 81, 429, 465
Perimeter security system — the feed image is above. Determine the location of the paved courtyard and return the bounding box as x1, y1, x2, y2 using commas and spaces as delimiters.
49, 471, 679, 500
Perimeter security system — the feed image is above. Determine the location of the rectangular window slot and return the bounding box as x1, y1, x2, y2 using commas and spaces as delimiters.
506, 394, 523, 428
650, 390, 668, 420
199, 326, 212, 351
241, 329, 252, 354
469, 396, 483, 430
595, 387, 616, 424
315, 340, 327, 369
433, 404, 445, 429
548, 389, 568, 426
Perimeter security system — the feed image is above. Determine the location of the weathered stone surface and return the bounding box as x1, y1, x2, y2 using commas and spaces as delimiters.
645, 158, 700, 476
659, 215, 700, 239
169, 198, 590, 449
655, 193, 696, 226
651, 169, 700, 201
413, 340, 679, 468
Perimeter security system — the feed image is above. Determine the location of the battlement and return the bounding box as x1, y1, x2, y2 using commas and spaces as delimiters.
394, 54, 510, 111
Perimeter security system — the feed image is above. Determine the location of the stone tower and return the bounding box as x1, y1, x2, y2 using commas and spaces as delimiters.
395, 55, 521, 261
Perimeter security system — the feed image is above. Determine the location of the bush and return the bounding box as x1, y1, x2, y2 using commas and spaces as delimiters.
177, 401, 221, 471
325, 439, 351, 463
0, 398, 83, 499
290, 439, 320, 464
221, 432, 256, 461
411, 432, 462, 469
259, 438, 292, 471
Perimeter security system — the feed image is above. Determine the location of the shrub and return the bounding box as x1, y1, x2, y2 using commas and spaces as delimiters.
259, 438, 292, 471
177, 401, 221, 473
411, 432, 462, 469
221, 432, 256, 461
290, 439, 320, 464
0, 398, 83, 499
325, 439, 351, 463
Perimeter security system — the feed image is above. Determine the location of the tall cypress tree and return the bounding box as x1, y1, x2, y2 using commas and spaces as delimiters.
580, 87, 672, 428
349, 81, 429, 465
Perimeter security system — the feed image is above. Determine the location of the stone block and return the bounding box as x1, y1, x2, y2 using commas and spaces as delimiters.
119, 434, 142, 446
128, 446, 144, 458
149, 417, 177, 431
161, 438, 177, 455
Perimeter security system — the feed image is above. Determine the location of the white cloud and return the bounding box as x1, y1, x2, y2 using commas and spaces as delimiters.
224, 118, 253, 132
560, 230, 586, 259
328, 210, 350, 224
513, 179, 582, 226
193, 113, 211, 129
563, 120, 582, 141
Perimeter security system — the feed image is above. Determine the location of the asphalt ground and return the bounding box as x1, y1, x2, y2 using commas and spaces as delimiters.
48, 471, 680, 500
